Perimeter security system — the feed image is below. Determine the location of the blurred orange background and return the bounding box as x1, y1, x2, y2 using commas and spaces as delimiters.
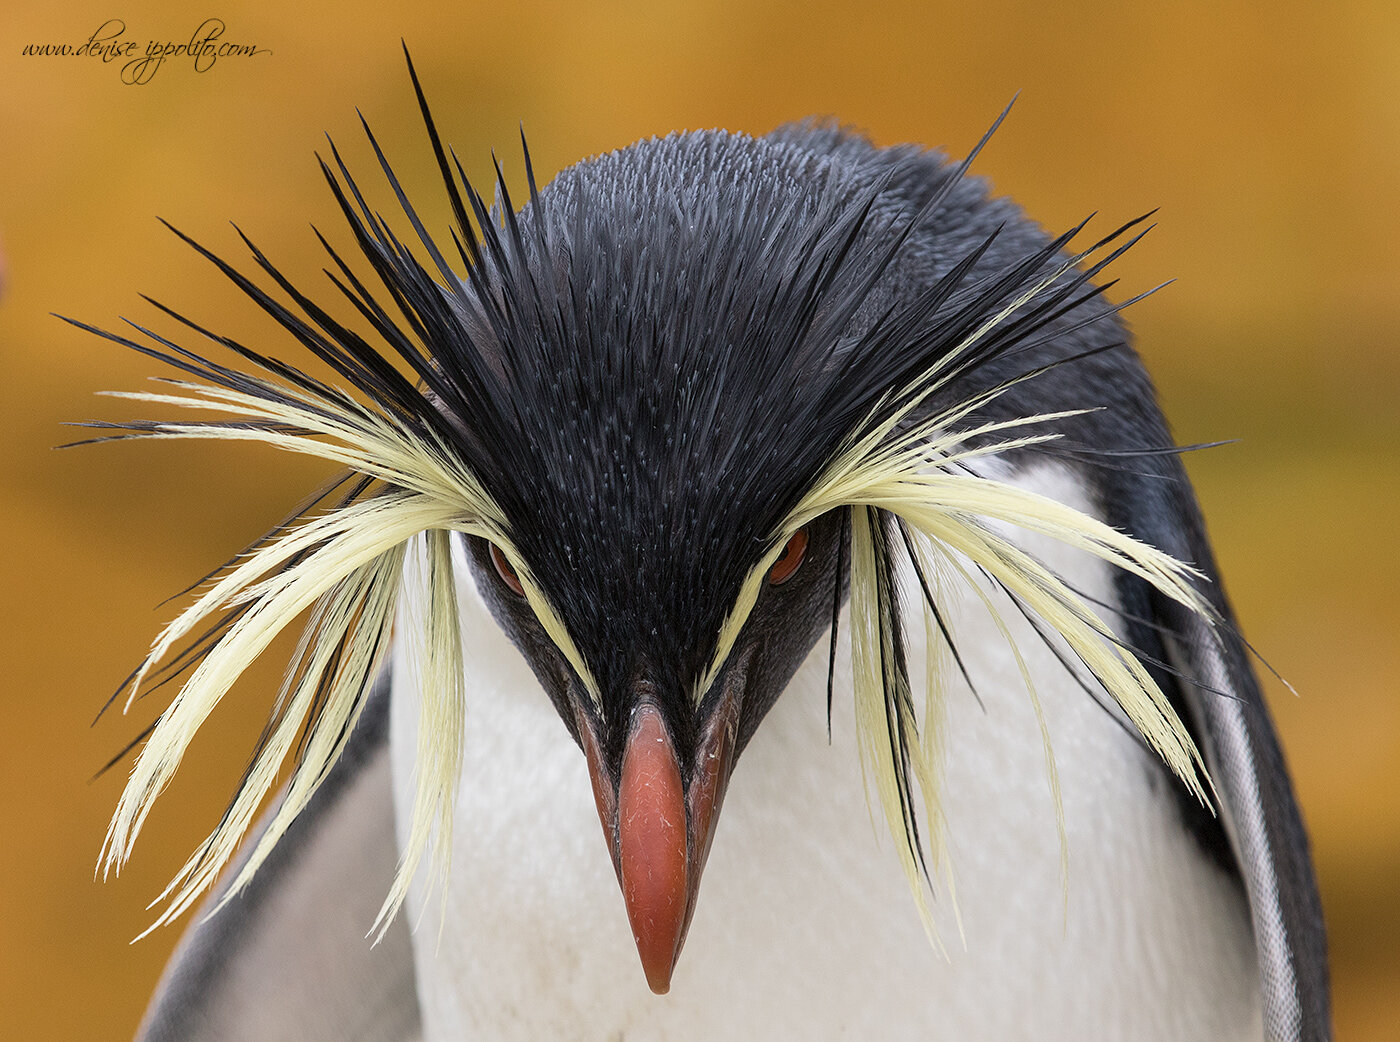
2, 2, 1396, 1038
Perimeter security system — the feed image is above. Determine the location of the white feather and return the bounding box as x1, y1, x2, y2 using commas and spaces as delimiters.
391, 461, 1261, 1041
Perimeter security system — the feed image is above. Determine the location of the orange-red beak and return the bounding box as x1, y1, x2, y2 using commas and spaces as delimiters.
577, 688, 739, 994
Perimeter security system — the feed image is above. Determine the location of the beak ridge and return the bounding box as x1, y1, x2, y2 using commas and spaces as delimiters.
616, 702, 688, 993
579, 688, 741, 995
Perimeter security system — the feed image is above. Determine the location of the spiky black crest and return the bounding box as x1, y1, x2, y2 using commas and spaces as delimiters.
315, 78, 1139, 728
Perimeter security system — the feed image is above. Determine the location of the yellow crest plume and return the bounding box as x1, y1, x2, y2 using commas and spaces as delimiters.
70, 62, 607, 933
698, 230, 1222, 931
82, 363, 590, 935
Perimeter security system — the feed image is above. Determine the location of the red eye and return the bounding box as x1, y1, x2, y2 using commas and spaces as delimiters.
768, 529, 809, 586
490, 543, 526, 596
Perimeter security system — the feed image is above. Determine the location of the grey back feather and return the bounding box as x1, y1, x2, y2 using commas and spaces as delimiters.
135, 677, 420, 1042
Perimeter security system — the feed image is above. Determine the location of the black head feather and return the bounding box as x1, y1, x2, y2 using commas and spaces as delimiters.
317, 84, 1144, 744
76, 52, 1198, 919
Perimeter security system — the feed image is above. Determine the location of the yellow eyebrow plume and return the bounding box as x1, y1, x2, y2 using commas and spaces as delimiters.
96, 373, 596, 937
699, 268, 1218, 939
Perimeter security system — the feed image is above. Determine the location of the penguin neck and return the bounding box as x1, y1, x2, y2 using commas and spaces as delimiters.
388, 459, 1261, 1041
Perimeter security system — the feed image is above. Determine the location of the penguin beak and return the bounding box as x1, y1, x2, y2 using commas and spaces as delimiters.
575, 678, 741, 995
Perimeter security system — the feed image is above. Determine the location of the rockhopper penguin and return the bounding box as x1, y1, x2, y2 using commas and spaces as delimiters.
77, 52, 1329, 1042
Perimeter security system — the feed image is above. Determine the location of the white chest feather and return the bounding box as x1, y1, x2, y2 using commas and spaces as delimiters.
389, 463, 1262, 1040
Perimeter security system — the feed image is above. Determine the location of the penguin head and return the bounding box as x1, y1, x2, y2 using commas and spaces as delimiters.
84, 52, 1220, 992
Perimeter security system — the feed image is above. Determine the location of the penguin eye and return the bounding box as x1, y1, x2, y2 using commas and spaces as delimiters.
490, 543, 526, 597
768, 528, 809, 586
